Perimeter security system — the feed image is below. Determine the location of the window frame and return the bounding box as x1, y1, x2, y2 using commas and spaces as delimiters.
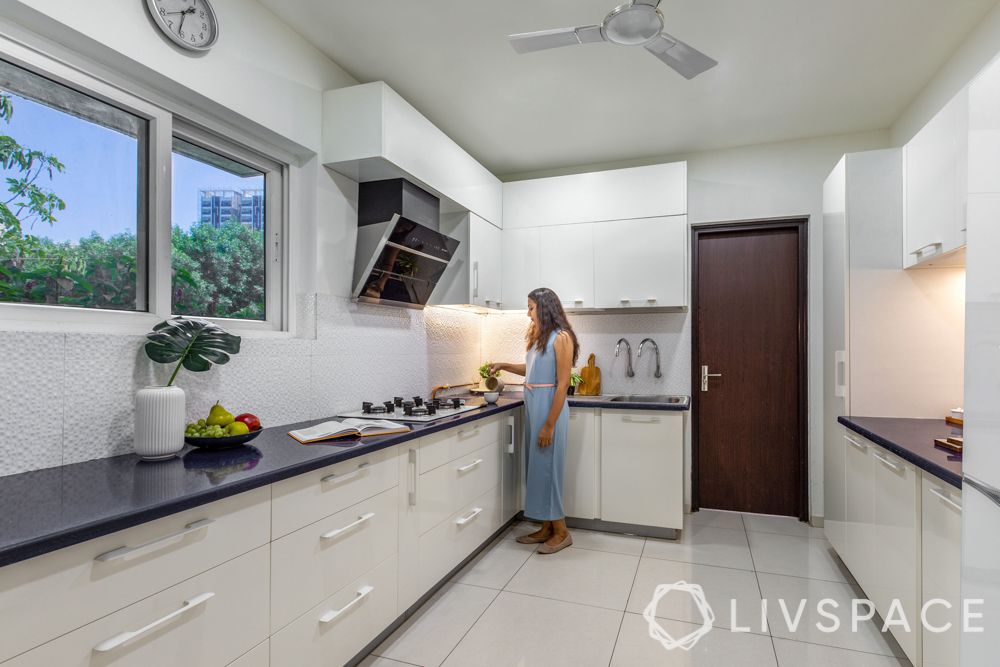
0, 36, 288, 333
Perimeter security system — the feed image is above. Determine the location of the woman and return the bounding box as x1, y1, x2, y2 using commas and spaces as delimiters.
490, 287, 579, 554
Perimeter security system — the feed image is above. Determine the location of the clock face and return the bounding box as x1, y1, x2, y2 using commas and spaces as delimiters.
147, 0, 219, 51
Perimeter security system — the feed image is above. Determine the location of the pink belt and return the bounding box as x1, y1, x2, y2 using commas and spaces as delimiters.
524, 383, 555, 389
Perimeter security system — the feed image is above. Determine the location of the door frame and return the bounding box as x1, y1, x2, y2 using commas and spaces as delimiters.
690, 217, 810, 521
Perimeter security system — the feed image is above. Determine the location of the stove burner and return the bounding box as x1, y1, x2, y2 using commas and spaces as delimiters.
356, 396, 470, 420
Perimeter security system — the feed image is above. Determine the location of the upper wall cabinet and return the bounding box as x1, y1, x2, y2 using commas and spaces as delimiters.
538, 224, 596, 309
593, 216, 687, 309
501, 227, 540, 310
433, 212, 503, 309
322, 82, 502, 226
502, 162, 687, 229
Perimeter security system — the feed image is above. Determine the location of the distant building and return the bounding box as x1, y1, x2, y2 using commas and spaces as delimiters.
199, 189, 265, 231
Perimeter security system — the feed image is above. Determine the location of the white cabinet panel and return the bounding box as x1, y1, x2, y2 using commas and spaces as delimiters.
564, 409, 599, 520
228, 640, 269, 667
501, 227, 540, 310
593, 215, 687, 309
922, 475, 962, 667
538, 223, 595, 309
600, 410, 683, 529
470, 214, 503, 308
823, 422, 846, 556
502, 162, 687, 229
501, 411, 522, 522
843, 433, 875, 590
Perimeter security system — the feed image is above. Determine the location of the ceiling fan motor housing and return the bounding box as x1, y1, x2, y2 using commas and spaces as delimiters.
601, 4, 664, 46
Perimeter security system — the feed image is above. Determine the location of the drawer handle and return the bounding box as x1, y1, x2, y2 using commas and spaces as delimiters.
911, 241, 943, 256
872, 451, 903, 473
620, 298, 631, 303
457, 427, 478, 438
322, 461, 370, 484
845, 436, 867, 451
320, 512, 376, 541
455, 507, 483, 525
93, 592, 215, 652
646, 297, 657, 302
930, 487, 963, 512
457, 458, 483, 473
318, 585, 374, 624
408, 449, 417, 506
95, 519, 213, 563
623, 416, 662, 424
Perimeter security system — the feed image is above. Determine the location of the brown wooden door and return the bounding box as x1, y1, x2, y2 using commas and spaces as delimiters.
693, 221, 807, 518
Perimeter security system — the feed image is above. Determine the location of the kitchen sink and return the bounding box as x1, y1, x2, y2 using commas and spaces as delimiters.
606, 394, 690, 407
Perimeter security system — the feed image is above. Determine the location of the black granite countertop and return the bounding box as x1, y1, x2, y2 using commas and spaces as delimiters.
0, 398, 522, 568
838, 416, 963, 489
478, 391, 690, 411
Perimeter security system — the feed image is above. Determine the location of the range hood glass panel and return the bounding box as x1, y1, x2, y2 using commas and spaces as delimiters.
359, 244, 451, 306
386, 218, 458, 261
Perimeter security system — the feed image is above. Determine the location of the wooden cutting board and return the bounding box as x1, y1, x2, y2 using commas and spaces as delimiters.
578, 353, 601, 396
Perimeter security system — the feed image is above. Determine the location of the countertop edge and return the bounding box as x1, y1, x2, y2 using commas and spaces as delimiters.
838, 416, 962, 489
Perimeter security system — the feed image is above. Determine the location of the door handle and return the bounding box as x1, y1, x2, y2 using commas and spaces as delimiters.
834, 350, 846, 398
95, 519, 213, 562
473, 261, 479, 298
94, 592, 215, 652
318, 585, 374, 624
700, 365, 722, 392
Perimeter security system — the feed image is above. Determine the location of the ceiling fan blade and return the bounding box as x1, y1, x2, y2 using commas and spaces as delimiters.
645, 32, 718, 79
508, 26, 603, 54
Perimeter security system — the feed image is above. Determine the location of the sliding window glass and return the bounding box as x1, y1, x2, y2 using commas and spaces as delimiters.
0, 58, 146, 311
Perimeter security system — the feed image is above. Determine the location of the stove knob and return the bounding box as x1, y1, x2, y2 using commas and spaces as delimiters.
413, 396, 423, 406
383, 401, 395, 413
451, 398, 461, 409
403, 404, 414, 416
394, 397, 404, 407
427, 404, 437, 415
402, 401, 414, 408
362, 401, 373, 414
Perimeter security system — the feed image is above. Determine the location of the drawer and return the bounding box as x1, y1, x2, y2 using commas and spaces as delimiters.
227, 640, 269, 667
416, 440, 501, 535
270, 554, 398, 667
921, 475, 963, 667
419, 417, 500, 474
270, 486, 398, 632
0, 486, 270, 663
4, 545, 269, 667
418, 485, 501, 590
271, 446, 398, 538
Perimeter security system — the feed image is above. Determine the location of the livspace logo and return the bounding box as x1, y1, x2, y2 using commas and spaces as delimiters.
645, 581, 985, 652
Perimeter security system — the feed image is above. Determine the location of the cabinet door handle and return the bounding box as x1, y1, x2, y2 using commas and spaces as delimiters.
646, 297, 657, 302
93, 592, 215, 652
322, 461, 370, 485
318, 585, 374, 624
622, 416, 662, 424
911, 241, 943, 257
834, 350, 846, 398
408, 449, 417, 506
473, 261, 479, 299
320, 512, 375, 541
95, 519, 213, 563
845, 435, 867, 451
457, 458, 483, 473
872, 451, 903, 473
620, 298, 631, 303
455, 507, 483, 525
457, 427, 478, 438
929, 487, 962, 512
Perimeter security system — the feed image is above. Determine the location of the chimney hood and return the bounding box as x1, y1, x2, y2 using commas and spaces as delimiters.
352, 178, 460, 309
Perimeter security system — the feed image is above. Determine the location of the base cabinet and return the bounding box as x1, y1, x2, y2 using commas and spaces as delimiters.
921, 476, 963, 667
564, 409, 599, 519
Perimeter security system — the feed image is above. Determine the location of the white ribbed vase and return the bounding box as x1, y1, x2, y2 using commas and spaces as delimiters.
134, 385, 186, 461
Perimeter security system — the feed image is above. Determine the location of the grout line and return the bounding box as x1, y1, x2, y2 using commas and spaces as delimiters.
435, 585, 501, 667
608, 543, 645, 666
502, 588, 629, 614
770, 636, 911, 663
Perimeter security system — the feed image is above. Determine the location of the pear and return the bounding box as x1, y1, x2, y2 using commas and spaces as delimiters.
206, 401, 235, 427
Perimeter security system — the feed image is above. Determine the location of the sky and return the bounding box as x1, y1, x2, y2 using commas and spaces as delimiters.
0, 92, 263, 244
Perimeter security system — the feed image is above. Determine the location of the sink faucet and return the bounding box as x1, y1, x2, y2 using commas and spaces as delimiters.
615, 338, 635, 378
638, 338, 662, 378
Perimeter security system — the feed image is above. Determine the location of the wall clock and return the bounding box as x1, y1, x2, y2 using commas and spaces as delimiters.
145, 0, 220, 52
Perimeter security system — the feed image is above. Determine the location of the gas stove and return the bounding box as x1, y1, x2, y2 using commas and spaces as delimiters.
338, 396, 481, 423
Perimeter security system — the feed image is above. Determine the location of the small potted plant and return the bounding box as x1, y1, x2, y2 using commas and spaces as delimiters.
478, 362, 504, 392
569, 371, 584, 395
136, 317, 241, 460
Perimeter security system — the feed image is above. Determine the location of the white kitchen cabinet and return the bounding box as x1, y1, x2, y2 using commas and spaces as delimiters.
538, 223, 595, 309
843, 432, 876, 589
823, 422, 847, 556
433, 212, 503, 309
922, 475, 962, 667
904, 86, 969, 267
870, 448, 920, 663
593, 215, 687, 309
564, 409, 599, 520
600, 409, 684, 529
228, 641, 269, 667
502, 162, 686, 229
501, 410, 523, 522
501, 227, 540, 309
322, 82, 502, 225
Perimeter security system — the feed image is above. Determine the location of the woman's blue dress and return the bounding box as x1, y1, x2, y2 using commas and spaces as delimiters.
523, 330, 569, 521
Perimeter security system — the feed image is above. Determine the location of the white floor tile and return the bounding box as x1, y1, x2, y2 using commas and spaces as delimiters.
441, 591, 623, 667
358, 656, 420, 667
501, 520, 540, 540
744, 513, 826, 539
506, 547, 639, 610
644, 523, 754, 571
686, 509, 746, 531
373, 583, 497, 667
772, 638, 912, 666
610, 612, 778, 667
756, 573, 907, 658
569, 528, 645, 556
749, 532, 849, 583
626, 557, 767, 633
451, 537, 536, 589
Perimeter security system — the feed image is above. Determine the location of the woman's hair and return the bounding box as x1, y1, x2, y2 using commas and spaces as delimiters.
526, 287, 580, 365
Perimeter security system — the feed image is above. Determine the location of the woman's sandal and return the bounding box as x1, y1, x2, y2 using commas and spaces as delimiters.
515, 532, 550, 544
536, 534, 573, 555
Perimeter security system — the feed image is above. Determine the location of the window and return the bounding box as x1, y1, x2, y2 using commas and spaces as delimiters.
0, 57, 147, 311
0, 44, 286, 330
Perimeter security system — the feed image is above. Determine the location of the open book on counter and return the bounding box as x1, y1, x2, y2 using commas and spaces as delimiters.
288, 419, 410, 444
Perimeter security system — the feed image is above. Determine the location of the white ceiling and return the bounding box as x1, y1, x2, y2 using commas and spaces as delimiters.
262, 0, 996, 177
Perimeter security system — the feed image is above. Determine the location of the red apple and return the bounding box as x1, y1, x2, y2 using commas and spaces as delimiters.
234, 413, 262, 432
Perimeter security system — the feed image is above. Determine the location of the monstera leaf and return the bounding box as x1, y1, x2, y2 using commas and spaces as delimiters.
144, 317, 242, 386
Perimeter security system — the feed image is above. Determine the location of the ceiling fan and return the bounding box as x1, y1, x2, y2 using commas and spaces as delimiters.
507, 0, 718, 79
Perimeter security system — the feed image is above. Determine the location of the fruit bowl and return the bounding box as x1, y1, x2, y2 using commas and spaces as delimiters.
184, 429, 262, 450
